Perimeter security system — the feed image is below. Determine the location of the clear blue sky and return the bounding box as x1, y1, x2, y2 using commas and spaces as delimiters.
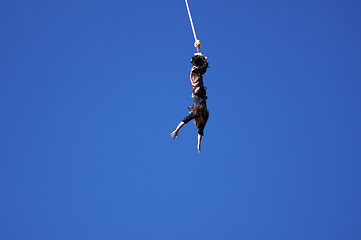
1, 0, 361, 239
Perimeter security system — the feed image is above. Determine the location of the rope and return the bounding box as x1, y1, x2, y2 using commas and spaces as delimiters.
185, 0, 197, 41
185, 0, 200, 52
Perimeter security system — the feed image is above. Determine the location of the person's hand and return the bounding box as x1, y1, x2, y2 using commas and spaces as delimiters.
170, 131, 178, 139
197, 143, 201, 153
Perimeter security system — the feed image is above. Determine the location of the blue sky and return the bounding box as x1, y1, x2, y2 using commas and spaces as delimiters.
1, 0, 361, 239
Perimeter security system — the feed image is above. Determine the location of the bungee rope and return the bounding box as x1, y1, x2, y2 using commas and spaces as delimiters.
185, 0, 201, 53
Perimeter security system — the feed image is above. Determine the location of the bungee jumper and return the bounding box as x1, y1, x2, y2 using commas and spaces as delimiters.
170, 1, 210, 153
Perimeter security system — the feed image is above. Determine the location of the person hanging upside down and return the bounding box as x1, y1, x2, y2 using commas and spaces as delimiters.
170, 53, 209, 153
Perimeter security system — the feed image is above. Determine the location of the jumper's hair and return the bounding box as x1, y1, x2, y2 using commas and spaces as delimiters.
189, 103, 209, 130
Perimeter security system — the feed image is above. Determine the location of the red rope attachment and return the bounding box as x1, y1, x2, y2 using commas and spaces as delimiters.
195, 45, 200, 53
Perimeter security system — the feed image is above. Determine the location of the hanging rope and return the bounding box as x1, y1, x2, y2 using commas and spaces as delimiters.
185, 0, 201, 52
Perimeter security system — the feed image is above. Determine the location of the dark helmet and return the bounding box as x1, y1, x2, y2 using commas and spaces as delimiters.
191, 53, 208, 68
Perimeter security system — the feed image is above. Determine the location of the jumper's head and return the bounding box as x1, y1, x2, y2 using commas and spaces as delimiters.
191, 53, 208, 69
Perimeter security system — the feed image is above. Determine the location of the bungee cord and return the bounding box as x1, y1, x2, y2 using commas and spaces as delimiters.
185, 0, 197, 42
185, 0, 201, 52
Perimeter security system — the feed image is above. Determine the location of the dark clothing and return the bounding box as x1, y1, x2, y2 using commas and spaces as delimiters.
182, 113, 204, 136
193, 95, 207, 107
181, 96, 207, 136
182, 112, 195, 124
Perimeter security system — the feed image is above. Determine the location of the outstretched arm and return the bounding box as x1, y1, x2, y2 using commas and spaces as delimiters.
197, 133, 203, 153
170, 121, 185, 139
